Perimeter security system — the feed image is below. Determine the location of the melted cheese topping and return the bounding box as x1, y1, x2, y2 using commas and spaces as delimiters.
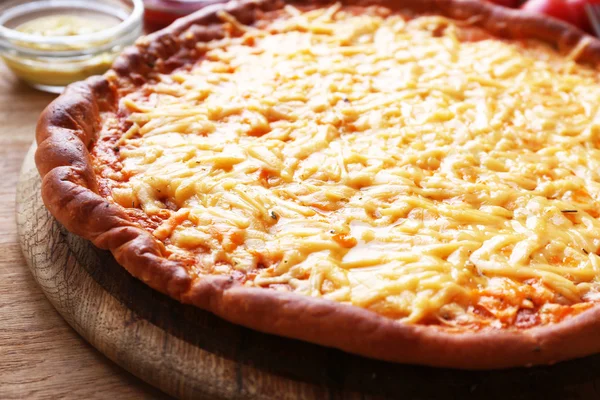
98, 4, 600, 330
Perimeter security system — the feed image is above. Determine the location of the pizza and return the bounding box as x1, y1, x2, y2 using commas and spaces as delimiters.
35, 0, 600, 369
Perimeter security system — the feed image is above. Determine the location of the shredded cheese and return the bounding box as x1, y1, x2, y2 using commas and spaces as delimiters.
100, 5, 600, 329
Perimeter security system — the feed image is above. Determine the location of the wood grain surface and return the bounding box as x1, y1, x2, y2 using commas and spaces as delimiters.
0, 63, 168, 399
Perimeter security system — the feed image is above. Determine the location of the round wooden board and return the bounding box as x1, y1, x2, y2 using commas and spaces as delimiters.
15, 143, 600, 400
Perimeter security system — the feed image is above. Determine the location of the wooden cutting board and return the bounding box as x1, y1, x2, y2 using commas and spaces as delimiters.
16, 143, 600, 400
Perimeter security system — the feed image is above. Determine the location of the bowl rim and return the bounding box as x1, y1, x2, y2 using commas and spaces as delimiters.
0, 0, 144, 47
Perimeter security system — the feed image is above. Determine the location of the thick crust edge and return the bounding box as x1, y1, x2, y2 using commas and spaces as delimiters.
35, 0, 600, 369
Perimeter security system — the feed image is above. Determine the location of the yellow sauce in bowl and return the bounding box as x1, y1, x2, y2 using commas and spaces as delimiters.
0, 1, 143, 93
2, 52, 115, 88
3, 15, 116, 87
16, 15, 114, 37
1, 15, 118, 90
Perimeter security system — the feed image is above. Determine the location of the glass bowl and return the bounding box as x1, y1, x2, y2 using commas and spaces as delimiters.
0, 0, 144, 93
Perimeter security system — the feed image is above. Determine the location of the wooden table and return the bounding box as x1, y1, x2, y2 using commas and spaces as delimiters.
0, 63, 169, 399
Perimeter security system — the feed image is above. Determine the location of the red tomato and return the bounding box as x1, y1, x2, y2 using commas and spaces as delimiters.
521, 0, 600, 33
485, 0, 522, 7
567, 0, 600, 32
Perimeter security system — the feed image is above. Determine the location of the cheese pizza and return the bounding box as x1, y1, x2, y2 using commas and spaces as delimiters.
35, 0, 600, 368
